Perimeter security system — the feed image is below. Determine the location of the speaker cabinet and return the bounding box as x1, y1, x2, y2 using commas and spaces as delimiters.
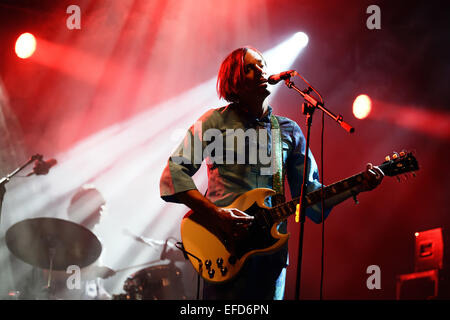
396, 269, 439, 300
396, 227, 450, 300
414, 228, 444, 272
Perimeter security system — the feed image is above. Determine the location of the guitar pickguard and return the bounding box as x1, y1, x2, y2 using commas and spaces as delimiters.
232, 202, 280, 259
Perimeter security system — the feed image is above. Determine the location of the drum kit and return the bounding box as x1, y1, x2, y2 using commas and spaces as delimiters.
4, 217, 187, 300
1, 155, 188, 300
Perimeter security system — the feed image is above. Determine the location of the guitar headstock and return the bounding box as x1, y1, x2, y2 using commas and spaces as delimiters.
379, 151, 419, 177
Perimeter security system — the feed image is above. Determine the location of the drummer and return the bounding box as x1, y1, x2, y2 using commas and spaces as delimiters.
39, 185, 115, 300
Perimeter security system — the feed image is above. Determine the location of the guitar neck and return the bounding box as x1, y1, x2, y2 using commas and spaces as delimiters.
270, 171, 365, 223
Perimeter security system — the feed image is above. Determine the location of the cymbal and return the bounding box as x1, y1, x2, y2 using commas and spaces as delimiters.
5, 217, 102, 271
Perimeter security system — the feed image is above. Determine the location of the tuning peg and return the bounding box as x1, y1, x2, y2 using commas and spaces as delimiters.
392, 152, 399, 159
399, 151, 406, 157
385, 155, 391, 162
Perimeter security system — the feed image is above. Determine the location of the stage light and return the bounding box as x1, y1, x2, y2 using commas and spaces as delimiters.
15, 33, 37, 59
353, 94, 372, 119
293, 31, 309, 49
265, 32, 309, 72
264, 32, 309, 96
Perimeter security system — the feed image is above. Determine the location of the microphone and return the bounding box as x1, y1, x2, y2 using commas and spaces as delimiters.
268, 70, 297, 85
27, 158, 57, 176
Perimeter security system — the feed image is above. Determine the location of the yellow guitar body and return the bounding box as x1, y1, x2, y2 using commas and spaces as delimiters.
180, 188, 289, 283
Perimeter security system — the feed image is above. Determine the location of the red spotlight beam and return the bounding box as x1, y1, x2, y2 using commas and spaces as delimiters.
28, 36, 120, 86
370, 100, 450, 141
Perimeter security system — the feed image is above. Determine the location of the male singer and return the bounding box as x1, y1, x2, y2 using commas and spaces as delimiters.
160, 46, 383, 299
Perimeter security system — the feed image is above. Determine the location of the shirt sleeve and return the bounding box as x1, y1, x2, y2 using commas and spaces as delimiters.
285, 122, 332, 223
159, 118, 205, 203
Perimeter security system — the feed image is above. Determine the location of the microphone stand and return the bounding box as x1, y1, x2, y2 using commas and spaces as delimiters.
283, 79, 354, 301
0, 154, 43, 224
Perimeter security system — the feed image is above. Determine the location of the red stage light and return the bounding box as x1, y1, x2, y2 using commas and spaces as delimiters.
353, 94, 372, 119
15, 33, 37, 59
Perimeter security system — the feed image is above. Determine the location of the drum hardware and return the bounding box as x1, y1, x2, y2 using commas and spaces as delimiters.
0, 154, 45, 224
5, 217, 102, 270
0, 154, 59, 299
112, 233, 197, 300
5, 217, 102, 299
113, 264, 186, 300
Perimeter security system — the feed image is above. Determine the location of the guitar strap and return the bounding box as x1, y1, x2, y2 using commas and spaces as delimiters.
270, 114, 285, 206
203, 114, 284, 206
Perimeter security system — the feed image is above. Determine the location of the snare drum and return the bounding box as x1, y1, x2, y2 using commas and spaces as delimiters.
121, 264, 186, 300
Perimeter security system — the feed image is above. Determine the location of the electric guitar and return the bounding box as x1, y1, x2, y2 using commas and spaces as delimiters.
180, 151, 419, 283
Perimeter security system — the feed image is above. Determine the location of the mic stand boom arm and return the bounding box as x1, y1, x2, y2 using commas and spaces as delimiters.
283, 79, 354, 300
0, 154, 43, 223
285, 80, 355, 133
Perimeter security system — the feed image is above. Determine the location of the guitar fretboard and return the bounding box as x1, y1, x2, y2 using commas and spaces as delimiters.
270, 171, 365, 223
